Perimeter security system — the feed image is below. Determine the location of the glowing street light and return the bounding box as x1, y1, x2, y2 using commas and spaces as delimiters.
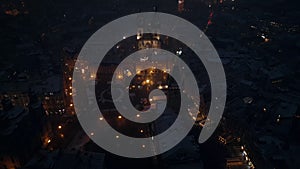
117, 75, 123, 79
176, 50, 182, 56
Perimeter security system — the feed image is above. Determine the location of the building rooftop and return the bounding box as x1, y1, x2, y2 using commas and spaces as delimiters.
23, 150, 105, 169
275, 102, 298, 118
0, 99, 27, 136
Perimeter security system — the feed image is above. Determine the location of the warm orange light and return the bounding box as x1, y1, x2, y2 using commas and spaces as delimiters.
264, 38, 270, 42
68, 77, 72, 81
117, 75, 123, 79
58, 125, 62, 129
118, 115, 122, 119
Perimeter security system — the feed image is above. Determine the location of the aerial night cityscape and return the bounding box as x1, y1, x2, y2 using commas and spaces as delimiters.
0, 0, 299, 169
